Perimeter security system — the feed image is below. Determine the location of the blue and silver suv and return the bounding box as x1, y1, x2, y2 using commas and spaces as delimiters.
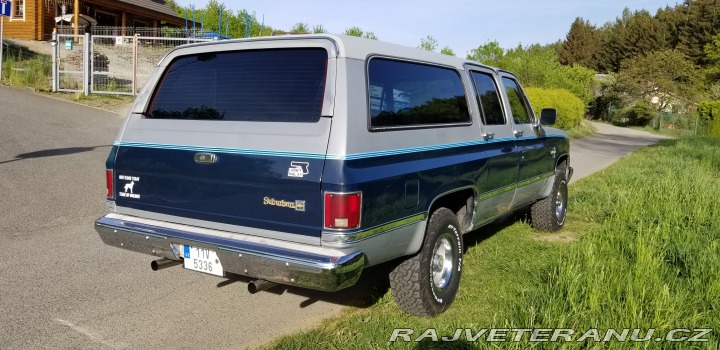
95, 34, 572, 316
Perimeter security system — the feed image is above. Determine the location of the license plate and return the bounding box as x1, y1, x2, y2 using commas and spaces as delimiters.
183, 245, 224, 277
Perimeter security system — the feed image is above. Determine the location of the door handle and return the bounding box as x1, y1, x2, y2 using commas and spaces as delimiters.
513, 130, 524, 137
482, 133, 495, 140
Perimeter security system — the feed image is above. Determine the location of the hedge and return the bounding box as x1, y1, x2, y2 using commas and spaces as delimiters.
525, 87, 584, 129
698, 100, 720, 137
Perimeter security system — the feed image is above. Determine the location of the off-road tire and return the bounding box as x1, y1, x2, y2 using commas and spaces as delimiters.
530, 161, 568, 231
389, 208, 463, 317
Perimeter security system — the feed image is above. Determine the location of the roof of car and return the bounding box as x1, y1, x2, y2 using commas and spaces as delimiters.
174, 34, 497, 72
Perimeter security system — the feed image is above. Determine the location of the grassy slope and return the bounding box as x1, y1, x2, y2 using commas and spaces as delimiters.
266, 137, 719, 349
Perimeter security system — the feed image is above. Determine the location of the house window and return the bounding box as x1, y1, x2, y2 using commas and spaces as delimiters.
12, 0, 24, 19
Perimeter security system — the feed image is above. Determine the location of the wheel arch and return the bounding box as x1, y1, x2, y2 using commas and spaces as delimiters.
427, 186, 476, 234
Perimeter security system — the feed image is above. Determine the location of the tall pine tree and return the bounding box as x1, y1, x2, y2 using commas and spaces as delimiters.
678, 0, 720, 65
559, 18, 600, 69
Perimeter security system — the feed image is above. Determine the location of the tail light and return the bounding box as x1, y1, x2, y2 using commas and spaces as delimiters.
106, 169, 114, 198
324, 192, 361, 229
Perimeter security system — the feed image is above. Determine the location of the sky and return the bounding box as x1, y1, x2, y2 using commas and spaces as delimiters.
175, 0, 678, 57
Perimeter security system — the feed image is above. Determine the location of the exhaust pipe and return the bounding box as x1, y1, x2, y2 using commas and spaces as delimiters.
248, 279, 278, 294
151, 258, 182, 271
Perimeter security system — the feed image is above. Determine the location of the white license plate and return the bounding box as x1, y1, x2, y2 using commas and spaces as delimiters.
183, 245, 224, 277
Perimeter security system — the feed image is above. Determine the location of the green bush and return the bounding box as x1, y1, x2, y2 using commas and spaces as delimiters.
525, 87, 584, 129
698, 100, 720, 138
624, 101, 655, 126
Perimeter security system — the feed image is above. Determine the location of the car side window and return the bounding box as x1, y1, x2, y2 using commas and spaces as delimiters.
470, 71, 505, 125
368, 58, 470, 129
501, 77, 534, 124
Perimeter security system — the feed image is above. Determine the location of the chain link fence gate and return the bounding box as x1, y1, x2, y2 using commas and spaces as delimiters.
53, 32, 211, 96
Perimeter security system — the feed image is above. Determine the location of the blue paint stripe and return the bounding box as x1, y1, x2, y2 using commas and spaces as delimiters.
115, 133, 567, 161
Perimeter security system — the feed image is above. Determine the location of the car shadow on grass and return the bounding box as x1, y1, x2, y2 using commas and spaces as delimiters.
0, 145, 111, 165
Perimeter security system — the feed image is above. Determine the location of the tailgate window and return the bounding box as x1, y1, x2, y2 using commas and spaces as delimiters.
147, 48, 328, 122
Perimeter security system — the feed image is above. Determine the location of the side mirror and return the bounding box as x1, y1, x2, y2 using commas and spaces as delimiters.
540, 108, 557, 126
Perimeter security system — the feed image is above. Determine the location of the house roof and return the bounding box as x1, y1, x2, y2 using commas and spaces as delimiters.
115, 0, 179, 18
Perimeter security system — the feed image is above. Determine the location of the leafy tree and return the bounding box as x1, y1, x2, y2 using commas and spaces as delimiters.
312, 24, 328, 34
559, 18, 600, 68
290, 23, 310, 34
469, 42, 595, 103
467, 41, 505, 67
419, 35, 438, 51
440, 46, 455, 56
344, 26, 378, 40
615, 49, 701, 109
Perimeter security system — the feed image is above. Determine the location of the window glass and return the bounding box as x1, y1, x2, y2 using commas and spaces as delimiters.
13, 0, 24, 18
147, 48, 327, 122
368, 58, 469, 128
501, 77, 534, 124
471, 72, 505, 125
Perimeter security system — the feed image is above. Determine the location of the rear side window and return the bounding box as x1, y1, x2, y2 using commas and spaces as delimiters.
501, 77, 534, 124
147, 48, 328, 122
368, 58, 469, 129
470, 72, 505, 125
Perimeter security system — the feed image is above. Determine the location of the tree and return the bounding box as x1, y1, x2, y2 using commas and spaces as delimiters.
344, 26, 378, 40
559, 17, 600, 68
312, 24, 328, 34
469, 42, 595, 103
467, 41, 505, 67
419, 35, 438, 51
290, 23, 310, 34
615, 49, 701, 109
440, 46, 455, 56
597, 9, 669, 72
655, 5, 684, 49
678, 0, 720, 65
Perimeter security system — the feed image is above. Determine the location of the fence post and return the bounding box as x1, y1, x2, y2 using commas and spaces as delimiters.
133, 34, 138, 96
51, 29, 58, 92
83, 32, 90, 96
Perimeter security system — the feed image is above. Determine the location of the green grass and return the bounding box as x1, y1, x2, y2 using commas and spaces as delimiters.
566, 120, 597, 139
629, 125, 696, 138
1, 55, 52, 91
265, 137, 720, 349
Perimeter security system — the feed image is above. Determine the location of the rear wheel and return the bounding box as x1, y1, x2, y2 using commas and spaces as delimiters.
530, 162, 568, 231
389, 208, 463, 317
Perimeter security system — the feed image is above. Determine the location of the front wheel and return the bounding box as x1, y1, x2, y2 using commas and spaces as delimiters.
530, 162, 568, 231
389, 208, 463, 317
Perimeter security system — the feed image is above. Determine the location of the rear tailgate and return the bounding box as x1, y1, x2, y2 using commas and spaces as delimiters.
109, 44, 336, 243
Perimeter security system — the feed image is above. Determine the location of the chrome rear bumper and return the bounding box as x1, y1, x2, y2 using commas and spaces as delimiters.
94, 215, 366, 292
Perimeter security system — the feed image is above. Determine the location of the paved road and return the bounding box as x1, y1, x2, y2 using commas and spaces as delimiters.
569, 122, 670, 183
0, 86, 388, 350
0, 86, 667, 349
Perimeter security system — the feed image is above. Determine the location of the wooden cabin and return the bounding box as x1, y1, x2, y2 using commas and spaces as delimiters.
3, 0, 187, 41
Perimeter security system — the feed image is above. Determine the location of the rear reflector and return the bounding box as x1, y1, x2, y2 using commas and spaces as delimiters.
106, 169, 114, 198
324, 192, 361, 229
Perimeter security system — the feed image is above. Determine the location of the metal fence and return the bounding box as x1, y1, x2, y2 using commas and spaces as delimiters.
56, 26, 214, 39
54, 34, 87, 93
52, 32, 212, 95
